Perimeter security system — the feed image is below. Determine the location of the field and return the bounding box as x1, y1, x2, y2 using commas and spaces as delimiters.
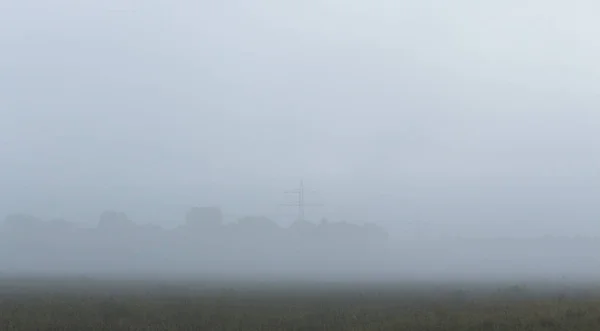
1, 276, 600, 330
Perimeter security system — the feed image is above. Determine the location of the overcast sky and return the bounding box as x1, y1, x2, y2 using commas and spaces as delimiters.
1, 0, 600, 237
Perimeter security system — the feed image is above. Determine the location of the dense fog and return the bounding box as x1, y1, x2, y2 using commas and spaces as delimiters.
2, 208, 600, 283
3, 1, 600, 283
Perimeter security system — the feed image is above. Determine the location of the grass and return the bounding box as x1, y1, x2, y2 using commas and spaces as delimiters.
1, 277, 600, 330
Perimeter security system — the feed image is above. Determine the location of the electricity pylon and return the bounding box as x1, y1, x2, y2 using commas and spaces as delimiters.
280, 179, 322, 222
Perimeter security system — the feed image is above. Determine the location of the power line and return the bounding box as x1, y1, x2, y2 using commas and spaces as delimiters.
280, 179, 322, 222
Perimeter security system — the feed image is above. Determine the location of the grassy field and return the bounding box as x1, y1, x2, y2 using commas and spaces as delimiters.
1, 277, 600, 330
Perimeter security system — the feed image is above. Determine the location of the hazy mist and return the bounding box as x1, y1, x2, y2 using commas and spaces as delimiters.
2, 1, 600, 281
3, 209, 600, 282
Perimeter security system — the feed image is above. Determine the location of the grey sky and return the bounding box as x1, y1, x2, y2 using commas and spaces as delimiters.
1, 1, 600, 236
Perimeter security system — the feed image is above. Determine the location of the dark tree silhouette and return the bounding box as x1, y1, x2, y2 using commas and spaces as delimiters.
97, 211, 135, 231
3, 213, 44, 233
0, 206, 390, 276
185, 206, 223, 229
236, 216, 279, 231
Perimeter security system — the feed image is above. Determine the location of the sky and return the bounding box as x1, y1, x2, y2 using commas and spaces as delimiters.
1, 0, 600, 237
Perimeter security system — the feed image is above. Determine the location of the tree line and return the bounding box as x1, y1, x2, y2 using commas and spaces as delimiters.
0, 207, 389, 276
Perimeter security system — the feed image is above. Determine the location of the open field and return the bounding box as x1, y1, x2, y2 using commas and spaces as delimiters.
2, 277, 600, 330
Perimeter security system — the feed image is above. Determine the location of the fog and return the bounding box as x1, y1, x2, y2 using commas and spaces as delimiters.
2, 0, 600, 282
2, 209, 600, 283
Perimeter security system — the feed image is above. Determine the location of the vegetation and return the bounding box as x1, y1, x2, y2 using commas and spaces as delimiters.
2, 278, 600, 330
0, 208, 389, 276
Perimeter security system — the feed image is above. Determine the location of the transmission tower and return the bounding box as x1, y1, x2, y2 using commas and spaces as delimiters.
281, 179, 322, 222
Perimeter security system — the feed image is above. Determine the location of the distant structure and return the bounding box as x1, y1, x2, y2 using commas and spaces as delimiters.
281, 179, 322, 222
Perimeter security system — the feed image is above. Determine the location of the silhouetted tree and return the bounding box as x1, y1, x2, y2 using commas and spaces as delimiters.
3, 213, 43, 233
97, 211, 135, 231
47, 218, 75, 231
185, 206, 223, 229
0, 205, 391, 275
289, 219, 315, 234
236, 216, 279, 231
363, 222, 389, 243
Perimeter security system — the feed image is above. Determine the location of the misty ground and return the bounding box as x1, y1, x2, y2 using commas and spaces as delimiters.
2, 276, 600, 330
